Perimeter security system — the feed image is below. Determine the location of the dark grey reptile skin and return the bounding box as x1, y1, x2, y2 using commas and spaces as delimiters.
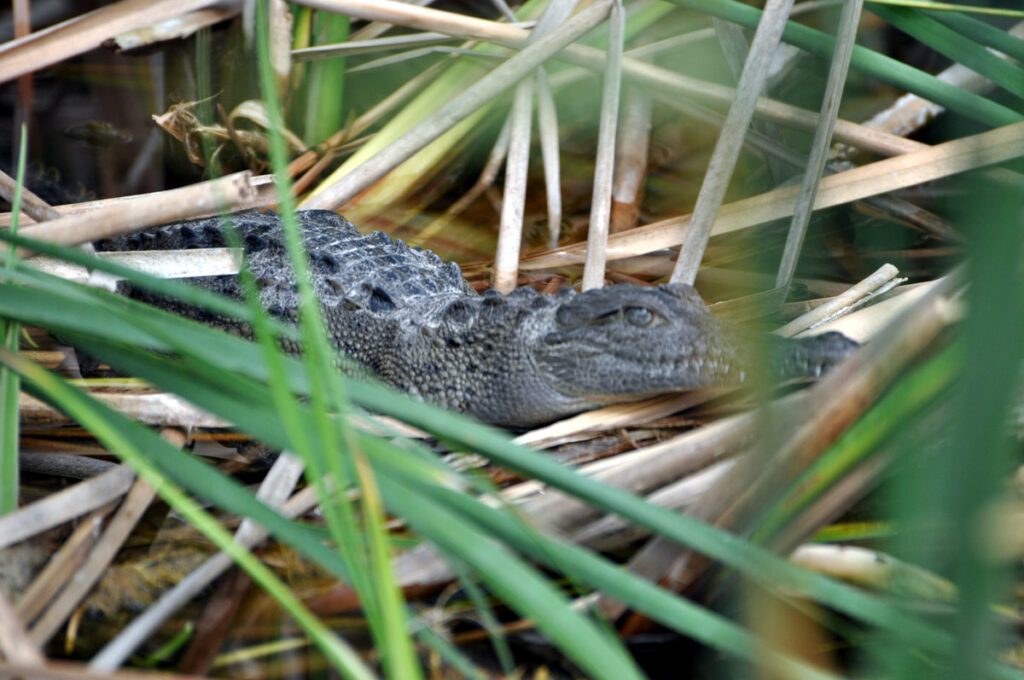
96, 210, 859, 427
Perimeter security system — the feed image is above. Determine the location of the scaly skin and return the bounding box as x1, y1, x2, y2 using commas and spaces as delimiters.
97, 210, 859, 427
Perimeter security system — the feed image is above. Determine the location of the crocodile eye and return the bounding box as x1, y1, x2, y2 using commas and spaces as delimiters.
624, 306, 654, 327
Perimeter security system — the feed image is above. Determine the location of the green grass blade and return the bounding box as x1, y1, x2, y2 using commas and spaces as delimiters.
383, 476, 646, 680
0, 124, 27, 515
303, 0, 671, 218
665, 0, 1024, 127
255, 1, 421, 674
0, 264, 955, 653
0, 229, 302, 348
940, 179, 1024, 679
0, 261, 827, 673
0, 278, 460, 494
45, 311, 640, 675
388, 472, 854, 680
0, 218, 970, 664
0, 347, 377, 680
394, 474, 830, 677
753, 342, 960, 544
303, 11, 349, 146
869, 0, 1024, 19
869, 4, 1024, 102
0, 319, 17, 515
440, 553, 516, 676
411, 626, 488, 680
4, 245, 1016, 674
0, 280, 643, 676
922, 8, 1024, 62
15, 343, 357, 581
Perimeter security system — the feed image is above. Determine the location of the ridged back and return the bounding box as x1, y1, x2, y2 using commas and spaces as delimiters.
96, 210, 476, 317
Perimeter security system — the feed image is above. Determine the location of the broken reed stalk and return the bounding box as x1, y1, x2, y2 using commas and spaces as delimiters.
0, 591, 45, 664
0, 176, 269, 228
521, 121, 1024, 269
27, 248, 241, 289
0, 463, 136, 551
580, 0, 625, 291
30, 475, 159, 645
777, 263, 901, 338
89, 453, 309, 671
15, 504, 117, 623
535, 68, 563, 249
494, 77, 535, 293
0, 169, 60, 222
513, 389, 730, 449
670, 0, 796, 285
610, 87, 652, 233
774, 0, 864, 292
0, 0, 226, 84
11, 172, 270, 251
18, 391, 231, 428
571, 459, 737, 551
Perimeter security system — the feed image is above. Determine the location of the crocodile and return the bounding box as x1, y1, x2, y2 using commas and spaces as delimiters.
96, 210, 858, 428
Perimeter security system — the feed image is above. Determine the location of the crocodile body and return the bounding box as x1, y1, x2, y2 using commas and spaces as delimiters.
97, 210, 858, 427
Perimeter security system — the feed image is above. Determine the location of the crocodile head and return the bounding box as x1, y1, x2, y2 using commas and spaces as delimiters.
514, 282, 857, 424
